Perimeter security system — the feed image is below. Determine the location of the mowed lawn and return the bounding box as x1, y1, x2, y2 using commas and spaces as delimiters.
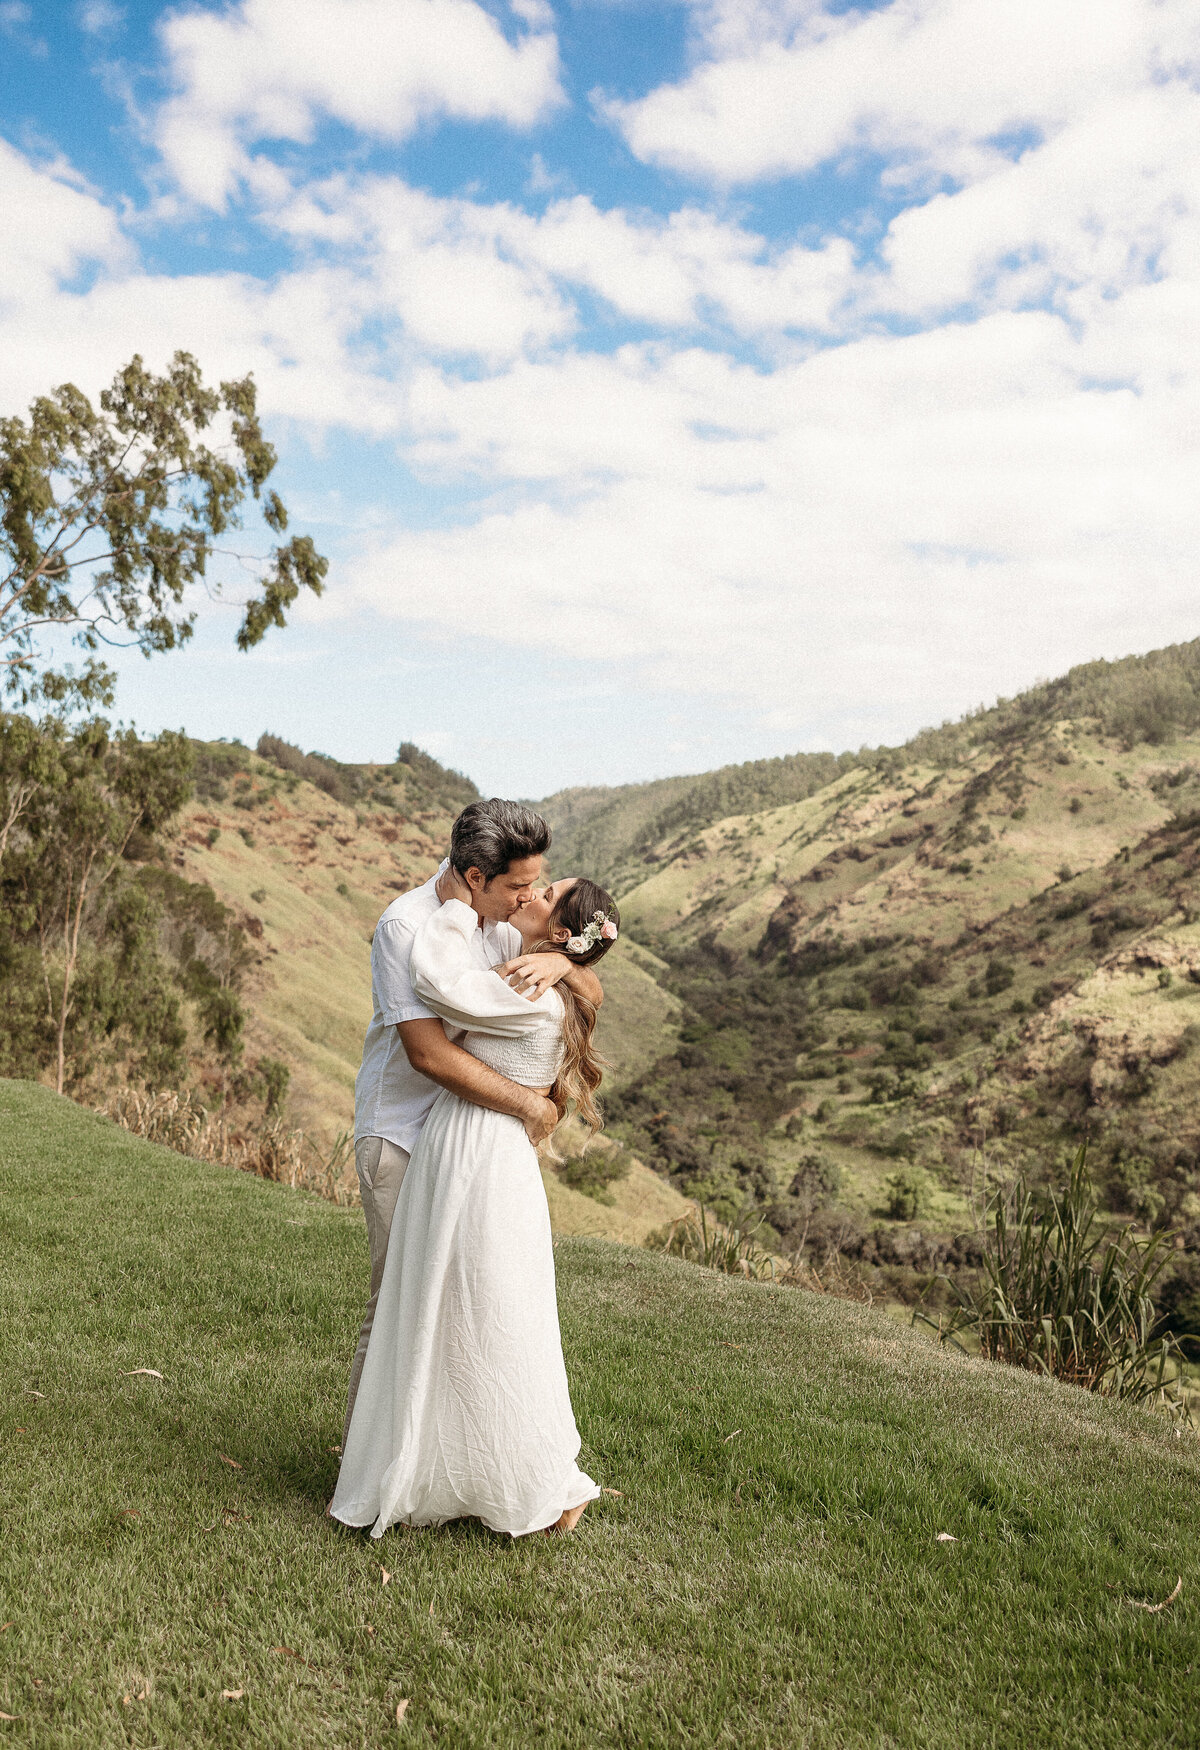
2, 1081, 1198, 1749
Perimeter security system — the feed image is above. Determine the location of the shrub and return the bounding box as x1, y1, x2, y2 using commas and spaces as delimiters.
647, 1203, 778, 1280
558, 1145, 632, 1205
258, 1057, 290, 1117
884, 1166, 934, 1221
922, 1146, 1187, 1415
257, 733, 354, 804
1155, 1255, 1200, 1356
984, 958, 1015, 997
789, 1151, 843, 1210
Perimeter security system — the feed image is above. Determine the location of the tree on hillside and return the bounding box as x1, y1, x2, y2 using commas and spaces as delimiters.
0, 351, 328, 706
0, 711, 64, 866
4, 721, 193, 1093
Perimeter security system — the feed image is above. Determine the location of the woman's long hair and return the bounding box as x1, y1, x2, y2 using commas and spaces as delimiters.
531, 878, 619, 1137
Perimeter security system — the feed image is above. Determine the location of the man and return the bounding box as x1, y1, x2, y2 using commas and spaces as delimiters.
344, 797, 603, 1445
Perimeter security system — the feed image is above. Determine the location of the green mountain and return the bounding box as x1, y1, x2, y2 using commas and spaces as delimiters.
538, 638, 1200, 1325
540, 750, 857, 892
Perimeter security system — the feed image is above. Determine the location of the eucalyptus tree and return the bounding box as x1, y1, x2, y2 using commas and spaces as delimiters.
0, 350, 328, 707
4, 722, 195, 1095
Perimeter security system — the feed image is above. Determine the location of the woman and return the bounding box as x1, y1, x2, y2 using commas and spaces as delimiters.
330, 873, 620, 1539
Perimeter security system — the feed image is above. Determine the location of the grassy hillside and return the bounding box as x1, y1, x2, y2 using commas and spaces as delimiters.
541, 750, 858, 892
165, 740, 686, 1240
170, 740, 467, 1147
4, 1079, 1198, 1748
535, 640, 1200, 1307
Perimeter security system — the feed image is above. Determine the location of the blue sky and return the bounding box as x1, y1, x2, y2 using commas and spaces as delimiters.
2, 0, 1199, 795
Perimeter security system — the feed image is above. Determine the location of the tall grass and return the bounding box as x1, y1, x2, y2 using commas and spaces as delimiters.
922, 1145, 1189, 1418
648, 1202, 779, 1280
97, 1088, 356, 1205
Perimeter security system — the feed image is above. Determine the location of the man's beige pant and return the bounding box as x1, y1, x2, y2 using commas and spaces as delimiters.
342, 1134, 411, 1449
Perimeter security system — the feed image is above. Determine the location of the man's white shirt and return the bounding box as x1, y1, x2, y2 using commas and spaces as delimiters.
354, 865, 529, 1151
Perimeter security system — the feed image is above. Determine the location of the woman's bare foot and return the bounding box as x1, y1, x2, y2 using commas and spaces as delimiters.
545, 1501, 588, 1534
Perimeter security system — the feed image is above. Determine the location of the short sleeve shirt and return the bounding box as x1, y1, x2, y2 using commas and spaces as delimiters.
353, 866, 522, 1151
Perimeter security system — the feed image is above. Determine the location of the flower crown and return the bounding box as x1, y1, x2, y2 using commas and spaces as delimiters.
566, 909, 618, 956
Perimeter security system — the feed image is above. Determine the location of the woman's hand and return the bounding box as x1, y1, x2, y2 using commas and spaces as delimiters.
497, 952, 573, 1001
436, 863, 474, 906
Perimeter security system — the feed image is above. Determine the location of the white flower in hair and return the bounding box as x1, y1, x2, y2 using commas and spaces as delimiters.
565, 910, 618, 954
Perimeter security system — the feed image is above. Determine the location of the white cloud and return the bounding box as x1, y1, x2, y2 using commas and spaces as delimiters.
872, 85, 1200, 321
270, 172, 856, 354
5, 0, 1200, 768
78, 1, 124, 33
154, 0, 563, 207
608, 0, 1198, 188
348, 299, 1200, 725
0, 140, 127, 312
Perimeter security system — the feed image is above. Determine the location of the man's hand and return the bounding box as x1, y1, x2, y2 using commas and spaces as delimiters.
498, 952, 573, 1001
522, 1094, 559, 1146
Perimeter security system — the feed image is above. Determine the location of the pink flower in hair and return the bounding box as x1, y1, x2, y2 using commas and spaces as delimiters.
600, 919, 618, 941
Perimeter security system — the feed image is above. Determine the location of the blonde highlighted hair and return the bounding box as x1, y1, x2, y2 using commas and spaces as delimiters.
532, 877, 619, 1137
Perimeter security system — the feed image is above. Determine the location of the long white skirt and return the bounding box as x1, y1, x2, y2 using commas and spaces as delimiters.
330, 1091, 599, 1539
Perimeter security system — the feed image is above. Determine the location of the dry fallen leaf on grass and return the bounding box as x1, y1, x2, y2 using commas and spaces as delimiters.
936, 1533, 958, 1543
602, 1488, 624, 1498
124, 1369, 164, 1380
381, 1568, 391, 1586
428, 1602, 435, 1617
24, 1390, 45, 1399
220, 1689, 244, 1701
723, 1429, 742, 1443
1127, 1577, 1183, 1613
0, 1711, 19, 1721
396, 1699, 410, 1723
0, 1622, 12, 1632
218, 1454, 243, 1470
118, 1509, 141, 1519
329, 1445, 341, 1454
273, 1646, 320, 1670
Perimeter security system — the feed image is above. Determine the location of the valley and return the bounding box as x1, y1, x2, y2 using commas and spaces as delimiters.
73, 637, 1200, 1334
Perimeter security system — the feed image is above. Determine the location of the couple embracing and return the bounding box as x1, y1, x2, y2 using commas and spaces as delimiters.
330, 798, 620, 1539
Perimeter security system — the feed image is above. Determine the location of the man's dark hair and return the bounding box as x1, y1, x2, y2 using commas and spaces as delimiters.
450, 798, 551, 883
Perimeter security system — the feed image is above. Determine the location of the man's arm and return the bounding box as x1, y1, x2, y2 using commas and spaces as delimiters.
397, 1019, 558, 1144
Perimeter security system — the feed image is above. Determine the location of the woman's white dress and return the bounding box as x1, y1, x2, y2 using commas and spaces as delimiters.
331, 899, 600, 1539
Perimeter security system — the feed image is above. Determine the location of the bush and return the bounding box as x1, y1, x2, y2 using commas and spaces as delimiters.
1155, 1255, 1200, 1355
558, 1145, 632, 1205
922, 1146, 1187, 1415
646, 1203, 778, 1280
257, 733, 354, 804
789, 1151, 843, 1211
984, 958, 1015, 997
884, 1166, 934, 1221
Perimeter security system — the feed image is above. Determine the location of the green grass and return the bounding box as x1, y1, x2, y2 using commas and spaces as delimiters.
3, 1079, 1199, 1748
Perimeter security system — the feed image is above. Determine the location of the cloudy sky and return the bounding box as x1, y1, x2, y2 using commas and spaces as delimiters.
2, 0, 1198, 795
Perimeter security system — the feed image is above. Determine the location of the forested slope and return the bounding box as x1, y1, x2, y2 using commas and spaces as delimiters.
538, 638, 1200, 1332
